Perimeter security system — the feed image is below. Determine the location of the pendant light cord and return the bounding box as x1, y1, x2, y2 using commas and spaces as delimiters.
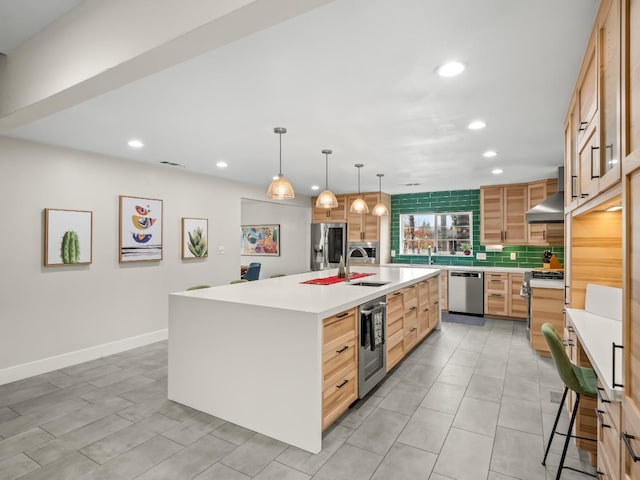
325, 153, 329, 189
279, 132, 283, 176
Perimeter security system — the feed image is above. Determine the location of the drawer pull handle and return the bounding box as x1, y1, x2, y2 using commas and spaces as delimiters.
393, 292, 402, 296
336, 379, 349, 389
336, 345, 349, 354
567, 325, 574, 332
335, 312, 349, 319
410, 327, 417, 332
561, 339, 574, 347
595, 409, 610, 428
622, 432, 640, 462
596, 471, 605, 479
409, 306, 417, 311
596, 387, 610, 404
422, 307, 429, 312
578, 121, 588, 131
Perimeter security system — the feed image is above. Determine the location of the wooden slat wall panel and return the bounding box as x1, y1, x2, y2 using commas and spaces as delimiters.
570, 210, 622, 309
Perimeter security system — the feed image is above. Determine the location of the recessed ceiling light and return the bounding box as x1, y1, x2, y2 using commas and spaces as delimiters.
311, 185, 320, 191
468, 121, 486, 130
435, 61, 465, 77
492, 168, 503, 175
128, 139, 144, 148
216, 161, 228, 168
483, 150, 498, 158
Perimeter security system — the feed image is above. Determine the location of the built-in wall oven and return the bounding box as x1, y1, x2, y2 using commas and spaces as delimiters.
347, 242, 379, 265
358, 296, 387, 398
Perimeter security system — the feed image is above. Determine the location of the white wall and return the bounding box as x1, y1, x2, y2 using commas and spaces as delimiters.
241, 198, 310, 278
0, 136, 310, 383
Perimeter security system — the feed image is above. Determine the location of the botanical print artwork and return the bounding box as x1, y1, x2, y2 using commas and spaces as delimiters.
45, 209, 93, 266
182, 218, 208, 259
240, 225, 280, 256
119, 196, 163, 262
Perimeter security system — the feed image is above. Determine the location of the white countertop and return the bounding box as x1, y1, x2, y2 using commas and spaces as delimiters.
530, 279, 564, 289
565, 308, 623, 401
171, 266, 440, 317
383, 263, 531, 274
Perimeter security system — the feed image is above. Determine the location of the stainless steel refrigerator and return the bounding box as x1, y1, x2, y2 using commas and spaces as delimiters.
310, 223, 347, 271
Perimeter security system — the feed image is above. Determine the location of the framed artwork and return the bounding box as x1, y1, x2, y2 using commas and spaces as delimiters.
241, 224, 280, 256
119, 195, 163, 263
44, 208, 93, 266
182, 217, 208, 259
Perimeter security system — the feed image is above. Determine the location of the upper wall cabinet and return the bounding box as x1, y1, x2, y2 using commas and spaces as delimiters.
565, 0, 622, 211
527, 179, 564, 246
480, 184, 527, 245
311, 195, 347, 223
347, 192, 383, 242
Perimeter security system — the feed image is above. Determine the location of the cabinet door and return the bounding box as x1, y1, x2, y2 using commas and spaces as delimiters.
361, 193, 381, 242
312, 195, 347, 223
480, 186, 504, 244
565, 104, 580, 209
503, 185, 527, 244
509, 273, 527, 319
598, 0, 621, 192
346, 195, 364, 242
530, 288, 564, 354
527, 181, 549, 244
622, 166, 640, 480
578, 123, 601, 200
576, 37, 598, 144
440, 273, 448, 311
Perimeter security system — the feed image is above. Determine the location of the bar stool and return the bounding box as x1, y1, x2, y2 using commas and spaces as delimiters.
541, 323, 597, 479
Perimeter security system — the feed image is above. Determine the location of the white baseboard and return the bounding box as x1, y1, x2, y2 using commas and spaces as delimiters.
0, 329, 168, 386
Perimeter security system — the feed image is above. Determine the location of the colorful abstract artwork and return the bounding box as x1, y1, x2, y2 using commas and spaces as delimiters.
119, 195, 163, 262
44, 209, 93, 266
240, 224, 280, 256
182, 218, 208, 259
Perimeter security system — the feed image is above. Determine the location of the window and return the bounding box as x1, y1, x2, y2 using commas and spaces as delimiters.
399, 212, 473, 255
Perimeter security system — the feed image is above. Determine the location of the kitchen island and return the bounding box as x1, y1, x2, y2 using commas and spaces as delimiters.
168, 266, 440, 453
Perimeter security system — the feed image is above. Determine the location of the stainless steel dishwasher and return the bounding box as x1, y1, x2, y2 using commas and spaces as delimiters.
448, 271, 484, 315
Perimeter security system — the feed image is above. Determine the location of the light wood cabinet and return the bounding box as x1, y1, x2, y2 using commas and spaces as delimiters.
480, 184, 527, 245
427, 276, 440, 330
402, 284, 418, 352
622, 163, 640, 480
440, 272, 448, 311
597, 380, 621, 480
347, 192, 381, 242
509, 273, 527, 319
578, 121, 601, 201
312, 194, 347, 223
417, 280, 430, 340
322, 307, 357, 430
386, 290, 404, 372
484, 273, 509, 316
527, 180, 565, 246
576, 35, 598, 147
530, 287, 564, 356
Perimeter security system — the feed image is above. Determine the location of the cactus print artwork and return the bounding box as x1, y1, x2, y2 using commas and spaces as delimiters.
44, 209, 93, 266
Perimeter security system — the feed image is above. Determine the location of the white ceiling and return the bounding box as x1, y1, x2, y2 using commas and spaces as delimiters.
2, 0, 599, 195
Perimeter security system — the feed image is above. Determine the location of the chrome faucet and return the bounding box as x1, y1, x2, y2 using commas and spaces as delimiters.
345, 246, 368, 282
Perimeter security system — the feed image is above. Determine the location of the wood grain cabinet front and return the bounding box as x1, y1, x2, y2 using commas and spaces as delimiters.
386, 290, 404, 372
596, 381, 621, 480
322, 307, 357, 430
485, 273, 509, 317
480, 184, 527, 245
403, 285, 418, 352
312, 194, 347, 224
530, 287, 564, 355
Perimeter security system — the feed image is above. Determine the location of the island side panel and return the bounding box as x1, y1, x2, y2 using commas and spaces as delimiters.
168, 295, 323, 453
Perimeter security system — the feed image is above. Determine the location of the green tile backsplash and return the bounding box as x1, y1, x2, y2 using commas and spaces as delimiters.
389, 189, 564, 269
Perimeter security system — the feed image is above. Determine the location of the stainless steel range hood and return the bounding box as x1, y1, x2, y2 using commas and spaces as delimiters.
525, 167, 565, 224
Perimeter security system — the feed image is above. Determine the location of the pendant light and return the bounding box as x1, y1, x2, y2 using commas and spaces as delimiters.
315, 149, 338, 209
267, 127, 295, 199
372, 173, 389, 216
350, 164, 369, 214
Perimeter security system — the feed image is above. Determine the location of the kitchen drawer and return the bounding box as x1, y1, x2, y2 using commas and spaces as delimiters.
485, 272, 508, 290
387, 329, 404, 372
322, 337, 356, 390
403, 284, 418, 311
404, 303, 417, 323
418, 280, 429, 307
429, 305, 440, 329
596, 406, 620, 480
428, 277, 439, 305
323, 308, 357, 346
597, 443, 617, 480
387, 315, 403, 338
597, 383, 621, 433
621, 407, 640, 480
387, 291, 404, 322
530, 331, 547, 352
404, 318, 418, 352
322, 367, 357, 430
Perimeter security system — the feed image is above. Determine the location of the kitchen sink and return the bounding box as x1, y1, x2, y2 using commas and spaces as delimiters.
348, 281, 390, 287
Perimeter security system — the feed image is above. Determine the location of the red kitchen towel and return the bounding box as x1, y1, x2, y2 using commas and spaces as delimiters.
301, 272, 374, 285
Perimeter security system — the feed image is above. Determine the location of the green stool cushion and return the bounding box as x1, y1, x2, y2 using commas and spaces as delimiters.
541, 323, 597, 398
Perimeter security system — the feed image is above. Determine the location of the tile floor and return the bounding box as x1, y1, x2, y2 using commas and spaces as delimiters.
0, 318, 597, 479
